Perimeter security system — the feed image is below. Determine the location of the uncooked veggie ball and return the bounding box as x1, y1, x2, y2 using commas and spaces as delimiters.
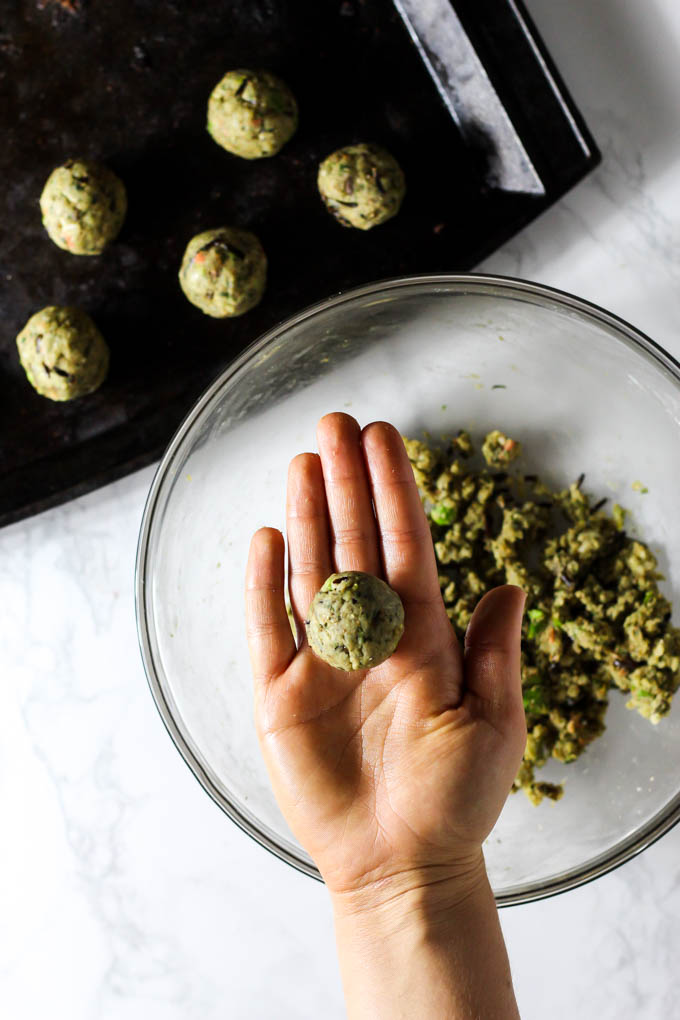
207, 69, 298, 159
39, 159, 127, 255
178, 226, 267, 318
317, 143, 406, 230
305, 571, 405, 671
16, 306, 109, 401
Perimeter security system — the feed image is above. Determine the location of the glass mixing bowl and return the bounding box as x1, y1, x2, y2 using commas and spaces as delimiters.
135, 274, 680, 905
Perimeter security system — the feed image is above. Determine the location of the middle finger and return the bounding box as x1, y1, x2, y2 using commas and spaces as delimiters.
316, 412, 381, 576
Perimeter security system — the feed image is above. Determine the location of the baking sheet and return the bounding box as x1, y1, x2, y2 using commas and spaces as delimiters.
0, 0, 599, 526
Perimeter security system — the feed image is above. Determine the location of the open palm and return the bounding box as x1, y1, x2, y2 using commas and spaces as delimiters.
245, 413, 527, 895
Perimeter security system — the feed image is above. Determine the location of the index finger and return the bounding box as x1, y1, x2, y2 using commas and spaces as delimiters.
361, 421, 441, 605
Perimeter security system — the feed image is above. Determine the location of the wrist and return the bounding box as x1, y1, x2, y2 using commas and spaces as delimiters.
330, 856, 519, 1020
330, 851, 490, 942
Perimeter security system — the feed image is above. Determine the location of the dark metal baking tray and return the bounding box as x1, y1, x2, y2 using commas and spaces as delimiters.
0, 0, 599, 527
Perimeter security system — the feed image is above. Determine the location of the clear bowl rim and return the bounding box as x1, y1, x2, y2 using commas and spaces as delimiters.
135, 271, 680, 906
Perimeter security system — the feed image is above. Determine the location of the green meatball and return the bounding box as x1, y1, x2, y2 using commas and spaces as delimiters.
305, 572, 405, 671
317, 143, 406, 230
178, 227, 267, 318
207, 69, 298, 159
16, 306, 109, 401
39, 159, 127, 255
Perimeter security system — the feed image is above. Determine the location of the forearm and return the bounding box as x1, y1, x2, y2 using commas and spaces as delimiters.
331, 862, 519, 1020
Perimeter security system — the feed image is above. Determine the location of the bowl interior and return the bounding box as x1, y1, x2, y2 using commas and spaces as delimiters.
138, 277, 680, 902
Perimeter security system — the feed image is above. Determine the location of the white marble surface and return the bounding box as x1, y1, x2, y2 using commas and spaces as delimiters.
3, 0, 680, 1016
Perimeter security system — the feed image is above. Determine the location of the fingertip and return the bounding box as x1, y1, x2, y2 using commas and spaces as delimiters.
465, 585, 526, 652
287, 453, 325, 512
246, 526, 285, 588
361, 420, 402, 449
499, 584, 527, 625
361, 422, 411, 478
361, 419, 396, 434
250, 525, 284, 552
255, 525, 284, 543
514, 585, 527, 613
288, 451, 321, 483
317, 411, 360, 447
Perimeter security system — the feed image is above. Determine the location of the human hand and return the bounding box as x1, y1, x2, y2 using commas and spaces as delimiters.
245, 412, 527, 901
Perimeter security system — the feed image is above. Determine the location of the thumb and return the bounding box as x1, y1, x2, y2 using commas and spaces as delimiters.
463, 585, 526, 718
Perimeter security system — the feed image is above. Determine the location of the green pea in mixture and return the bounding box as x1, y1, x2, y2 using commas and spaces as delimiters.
404, 430, 680, 804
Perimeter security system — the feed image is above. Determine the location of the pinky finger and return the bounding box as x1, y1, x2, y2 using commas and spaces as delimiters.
245, 527, 296, 686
